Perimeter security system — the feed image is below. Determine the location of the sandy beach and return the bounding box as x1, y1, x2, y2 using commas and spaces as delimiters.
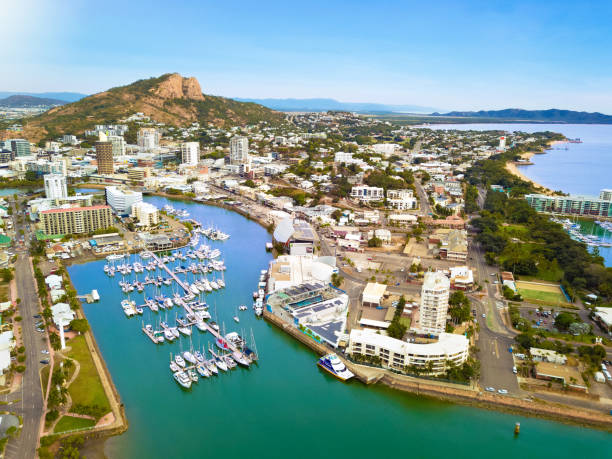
505, 140, 567, 195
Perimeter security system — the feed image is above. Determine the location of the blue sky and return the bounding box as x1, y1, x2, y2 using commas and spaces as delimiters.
3, 0, 612, 112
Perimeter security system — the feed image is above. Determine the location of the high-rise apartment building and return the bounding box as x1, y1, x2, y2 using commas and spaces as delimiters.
229, 136, 249, 164
137, 128, 160, 151
131, 201, 160, 227
40, 205, 113, 235
10, 139, 31, 157
108, 135, 127, 156
419, 271, 450, 335
44, 174, 68, 200
95, 141, 114, 174
180, 142, 200, 166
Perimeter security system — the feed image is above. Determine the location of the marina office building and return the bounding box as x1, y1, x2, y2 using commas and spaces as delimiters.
525, 190, 612, 217
40, 205, 113, 235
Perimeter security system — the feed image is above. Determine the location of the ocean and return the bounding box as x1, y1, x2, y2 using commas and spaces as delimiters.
425, 123, 612, 266
67, 195, 611, 458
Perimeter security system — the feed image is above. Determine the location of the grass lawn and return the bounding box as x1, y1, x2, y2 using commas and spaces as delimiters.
53, 415, 96, 433
0, 282, 9, 302
65, 336, 110, 417
40, 365, 50, 396
518, 288, 565, 304
399, 316, 411, 328
499, 224, 530, 240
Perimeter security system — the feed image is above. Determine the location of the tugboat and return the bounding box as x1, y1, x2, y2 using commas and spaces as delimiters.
317, 353, 354, 381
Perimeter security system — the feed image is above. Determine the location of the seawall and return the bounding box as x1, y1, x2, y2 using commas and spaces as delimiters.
263, 309, 612, 432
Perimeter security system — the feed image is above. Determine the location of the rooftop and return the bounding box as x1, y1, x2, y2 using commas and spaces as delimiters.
40, 205, 110, 214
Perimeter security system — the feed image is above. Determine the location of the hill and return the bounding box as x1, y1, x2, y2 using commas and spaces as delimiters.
0, 95, 67, 107
234, 97, 437, 114
0, 92, 86, 103
24, 73, 284, 141
434, 108, 612, 124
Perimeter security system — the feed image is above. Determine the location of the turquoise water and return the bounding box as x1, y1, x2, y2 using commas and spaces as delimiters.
426, 123, 612, 266
0, 188, 25, 196
67, 196, 611, 458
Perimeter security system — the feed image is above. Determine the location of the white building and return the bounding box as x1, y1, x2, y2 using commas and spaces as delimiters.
386, 189, 417, 210
350, 185, 384, 202
44, 173, 67, 200
108, 135, 127, 156
599, 189, 612, 201
371, 143, 399, 156
498, 136, 507, 151
348, 329, 469, 375
105, 186, 143, 215
420, 271, 450, 335
131, 201, 160, 227
62, 134, 77, 145
137, 128, 160, 151
334, 151, 353, 163
180, 142, 200, 166
230, 136, 249, 164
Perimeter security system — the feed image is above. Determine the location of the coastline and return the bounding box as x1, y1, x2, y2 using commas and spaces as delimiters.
504, 140, 567, 195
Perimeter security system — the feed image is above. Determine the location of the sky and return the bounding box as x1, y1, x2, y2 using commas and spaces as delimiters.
3, 0, 612, 112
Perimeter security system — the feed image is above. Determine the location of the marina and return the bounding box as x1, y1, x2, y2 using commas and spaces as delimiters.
68, 195, 611, 458
99, 210, 257, 390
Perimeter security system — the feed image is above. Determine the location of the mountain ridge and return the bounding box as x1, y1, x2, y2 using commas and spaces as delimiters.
0, 91, 86, 103
234, 97, 438, 114
0, 95, 67, 107
22, 73, 284, 141
435, 108, 612, 124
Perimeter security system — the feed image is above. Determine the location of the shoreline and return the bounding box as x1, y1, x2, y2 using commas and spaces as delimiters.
505, 140, 567, 195
263, 309, 612, 432
71, 184, 612, 436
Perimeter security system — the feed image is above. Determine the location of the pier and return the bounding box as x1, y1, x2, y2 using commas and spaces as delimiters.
146, 251, 192, 294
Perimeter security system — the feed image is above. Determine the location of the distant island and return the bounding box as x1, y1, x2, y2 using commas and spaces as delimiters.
233, 97, 437, 114
0, 91, 86, 103
432, 108, 612, 124
0, 95, 67, 108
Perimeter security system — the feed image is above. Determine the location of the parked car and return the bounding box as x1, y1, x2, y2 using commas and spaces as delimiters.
40, 359, 49, 365
485, 387, 495, 392
512, 366, 517, 374
498, 389, 508, 394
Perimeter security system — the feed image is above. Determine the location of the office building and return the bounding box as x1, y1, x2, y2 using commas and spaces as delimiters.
131, 201, 160, 227
40, 205, 113, 235
105, 186, 143, 215
525, 191, 612, 217
137, 128, 160, 151
95, 141, 114, 174
419, 271, 450, 335
181, 142, 200, 166
44, 174, 67, 200
10, 139, 30, 157
108, 135, 127, 156
230, 136, 249, 164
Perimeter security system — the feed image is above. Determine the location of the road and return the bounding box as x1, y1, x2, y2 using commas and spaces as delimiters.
414, 179, 431, 216
0, 198, 46, 459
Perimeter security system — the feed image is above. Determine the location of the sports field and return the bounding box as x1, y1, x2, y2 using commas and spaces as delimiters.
515, 280, 567, 304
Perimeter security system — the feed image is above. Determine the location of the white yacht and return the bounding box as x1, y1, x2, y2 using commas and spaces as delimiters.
173, 371, 192, 389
